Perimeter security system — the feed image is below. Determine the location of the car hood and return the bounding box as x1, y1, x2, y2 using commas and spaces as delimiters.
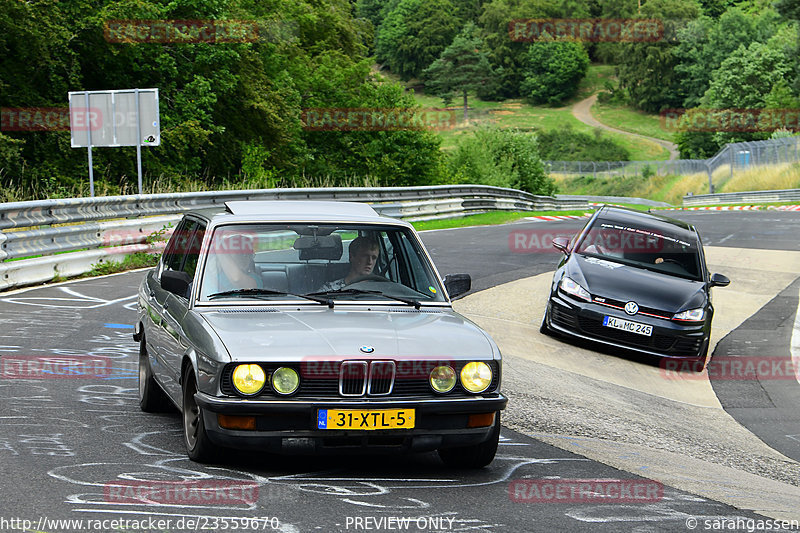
570, 255, 706, 312
197, 307, 496, 362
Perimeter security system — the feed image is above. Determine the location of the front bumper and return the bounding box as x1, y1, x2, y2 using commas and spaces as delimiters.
546, 294, 708, 360
196, 392, 507, 454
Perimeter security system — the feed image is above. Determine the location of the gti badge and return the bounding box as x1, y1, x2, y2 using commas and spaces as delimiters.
360, 346, 375, 354
624, 301, 639, 316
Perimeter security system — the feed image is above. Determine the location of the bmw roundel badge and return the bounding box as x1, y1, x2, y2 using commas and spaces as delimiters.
359, 346, 375, 354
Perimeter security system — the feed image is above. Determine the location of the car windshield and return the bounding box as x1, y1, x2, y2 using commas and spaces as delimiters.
197, 224, 447, 303
575, 218, 702, 281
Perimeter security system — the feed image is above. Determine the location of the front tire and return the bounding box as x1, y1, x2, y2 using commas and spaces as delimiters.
438, 412, 501, 469
182, 366, 220, 463
138, 335, 169, 412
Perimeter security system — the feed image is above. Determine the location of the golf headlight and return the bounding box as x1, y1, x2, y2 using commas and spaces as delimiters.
460, 362, 492, 393
232, 364, 266, 395
673, 308, 704, 322
560, 277, 591, 302
429, 365, 456, 393
271, 367, 299, 395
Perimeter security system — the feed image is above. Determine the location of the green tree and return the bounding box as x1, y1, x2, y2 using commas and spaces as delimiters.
703, 39, 793, 145
477, 0, 556, 99
774, 0, 800, 93
616, 0, 702, 112
423, 23, 495, 121
448, 127, 556, 194
520, 40, 589, 105
699, 0, 736, 17
0, 0, 446, 198
673, 9, 763, 108
375, 0, 461, 80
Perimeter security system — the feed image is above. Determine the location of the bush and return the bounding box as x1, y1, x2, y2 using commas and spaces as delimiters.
519, 41, 590, 105
447, 127, 556, 195
535, 125, 631, 161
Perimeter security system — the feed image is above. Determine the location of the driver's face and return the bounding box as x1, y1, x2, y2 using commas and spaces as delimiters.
351, 246, 378, 276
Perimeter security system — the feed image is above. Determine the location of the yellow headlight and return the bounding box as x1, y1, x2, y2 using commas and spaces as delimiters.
232, 364, 266, 395
460, 362, 492, 393
429, 365, 456, 393
271, 367, 299, 395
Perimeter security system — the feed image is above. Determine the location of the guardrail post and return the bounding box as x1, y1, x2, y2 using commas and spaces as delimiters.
729, 145, 734, 180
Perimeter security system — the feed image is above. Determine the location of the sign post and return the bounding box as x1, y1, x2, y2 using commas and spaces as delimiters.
68, 88, 160, 196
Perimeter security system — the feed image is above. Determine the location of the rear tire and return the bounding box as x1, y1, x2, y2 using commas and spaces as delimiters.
182, 366, 220, 463
438, 412, 501, 469
138, 335, 169, 412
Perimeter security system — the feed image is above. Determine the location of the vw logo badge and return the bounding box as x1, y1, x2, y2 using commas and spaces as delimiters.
359, 346, 375, 354
624, 301, 639, 316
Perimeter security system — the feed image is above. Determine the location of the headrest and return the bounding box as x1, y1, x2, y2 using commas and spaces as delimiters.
293, 234, 343, 261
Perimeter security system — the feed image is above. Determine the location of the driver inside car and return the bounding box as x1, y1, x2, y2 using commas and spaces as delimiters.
319, 235, 380, 291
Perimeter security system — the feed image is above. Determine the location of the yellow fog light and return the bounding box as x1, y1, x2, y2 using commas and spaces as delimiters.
429, 366, 456, 393
460, 362, 492, 393
271, 367, 299, 395
232, 364, 266, 396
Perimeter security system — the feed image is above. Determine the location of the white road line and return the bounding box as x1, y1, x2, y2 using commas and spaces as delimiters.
791, 284, 800, 386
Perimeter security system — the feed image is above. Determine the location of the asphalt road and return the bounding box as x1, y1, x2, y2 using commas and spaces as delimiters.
0, 210, 798, 533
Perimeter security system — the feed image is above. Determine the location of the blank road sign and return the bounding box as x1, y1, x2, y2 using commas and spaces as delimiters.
69, 89, 160, 148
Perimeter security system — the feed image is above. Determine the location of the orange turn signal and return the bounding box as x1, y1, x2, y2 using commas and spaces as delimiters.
467, 412, 495, 428
217, 414, 257, 430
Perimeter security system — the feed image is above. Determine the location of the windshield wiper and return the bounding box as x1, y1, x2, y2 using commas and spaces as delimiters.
305, 288, 421, 309
208, 288, 331, 306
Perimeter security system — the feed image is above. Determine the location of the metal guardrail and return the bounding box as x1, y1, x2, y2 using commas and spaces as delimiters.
0, 186, 590, 291
682, 188, 800, 206
556, 195, 670, 207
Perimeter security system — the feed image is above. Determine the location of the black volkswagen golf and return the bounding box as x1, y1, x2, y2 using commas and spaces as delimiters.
541, 206, 730, 368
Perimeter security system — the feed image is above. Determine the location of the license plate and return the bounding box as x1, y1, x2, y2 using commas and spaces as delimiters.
317, 409, 415, 430
603, 316, 653, 336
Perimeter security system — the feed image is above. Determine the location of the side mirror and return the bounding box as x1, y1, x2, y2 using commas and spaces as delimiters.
444, 273, 471, 300
552, 236, 570, 254
162, 270, 192, 297
709, 273, 730, 288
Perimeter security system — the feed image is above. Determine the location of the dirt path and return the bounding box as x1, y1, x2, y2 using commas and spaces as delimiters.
572, 94, 680, 160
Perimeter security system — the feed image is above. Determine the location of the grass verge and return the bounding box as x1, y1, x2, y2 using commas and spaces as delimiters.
84, 252, 160, 277
591, 101, 675, 143
411, 210, 592, 231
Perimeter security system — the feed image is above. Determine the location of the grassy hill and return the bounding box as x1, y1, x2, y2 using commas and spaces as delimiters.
401, 64, 671, 161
